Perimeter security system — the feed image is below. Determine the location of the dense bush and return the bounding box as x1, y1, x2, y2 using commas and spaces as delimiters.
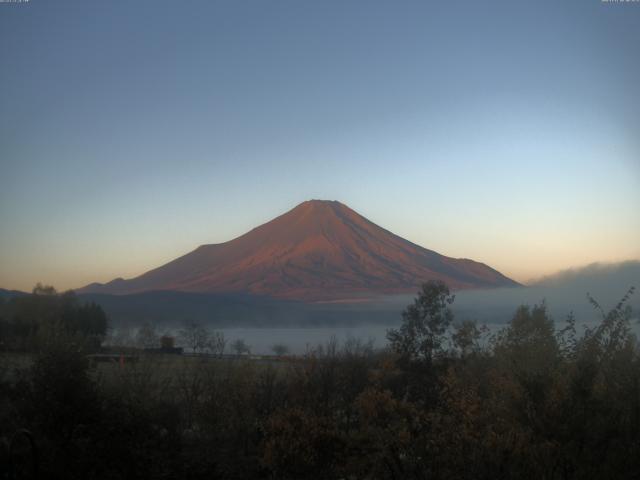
0, 281, 638, 479
0, 285, 108, 352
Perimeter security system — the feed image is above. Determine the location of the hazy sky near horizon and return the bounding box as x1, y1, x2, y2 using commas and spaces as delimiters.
1, 0, 639, 291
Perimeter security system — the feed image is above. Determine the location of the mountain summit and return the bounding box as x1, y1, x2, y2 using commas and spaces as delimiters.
79, 200, 518, 300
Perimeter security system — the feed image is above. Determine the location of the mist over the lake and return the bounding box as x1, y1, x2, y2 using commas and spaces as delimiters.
454, 260, 640, 322
104, 261, 640, 354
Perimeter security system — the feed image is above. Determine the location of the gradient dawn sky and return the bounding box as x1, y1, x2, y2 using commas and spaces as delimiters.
1, 0, 639, 292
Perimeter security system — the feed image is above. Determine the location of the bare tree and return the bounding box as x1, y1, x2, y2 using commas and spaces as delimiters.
231, 338, 250, 356
179, 320, 211, 354
208, 331, 227, 357
136, 322, 159, 349
111, 326, 135, 347
271, 343, 290, 357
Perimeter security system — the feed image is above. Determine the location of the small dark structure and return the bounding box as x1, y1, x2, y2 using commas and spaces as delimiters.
144, 335, 183, 355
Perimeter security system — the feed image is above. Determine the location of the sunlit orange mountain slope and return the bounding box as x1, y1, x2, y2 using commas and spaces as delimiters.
79, 200, 518, 300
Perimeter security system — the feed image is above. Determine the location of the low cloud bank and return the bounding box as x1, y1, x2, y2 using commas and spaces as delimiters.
449, 260, 640, 325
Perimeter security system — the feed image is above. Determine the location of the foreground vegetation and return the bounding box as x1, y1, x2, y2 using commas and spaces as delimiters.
0, 282, 638, 479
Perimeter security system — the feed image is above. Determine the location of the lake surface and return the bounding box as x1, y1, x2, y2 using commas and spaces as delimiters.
138, 317, 639, 355
215, 326, 392, 354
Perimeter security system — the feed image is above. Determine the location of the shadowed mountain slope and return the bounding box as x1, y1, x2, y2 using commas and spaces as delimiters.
79, 200, 518, 300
